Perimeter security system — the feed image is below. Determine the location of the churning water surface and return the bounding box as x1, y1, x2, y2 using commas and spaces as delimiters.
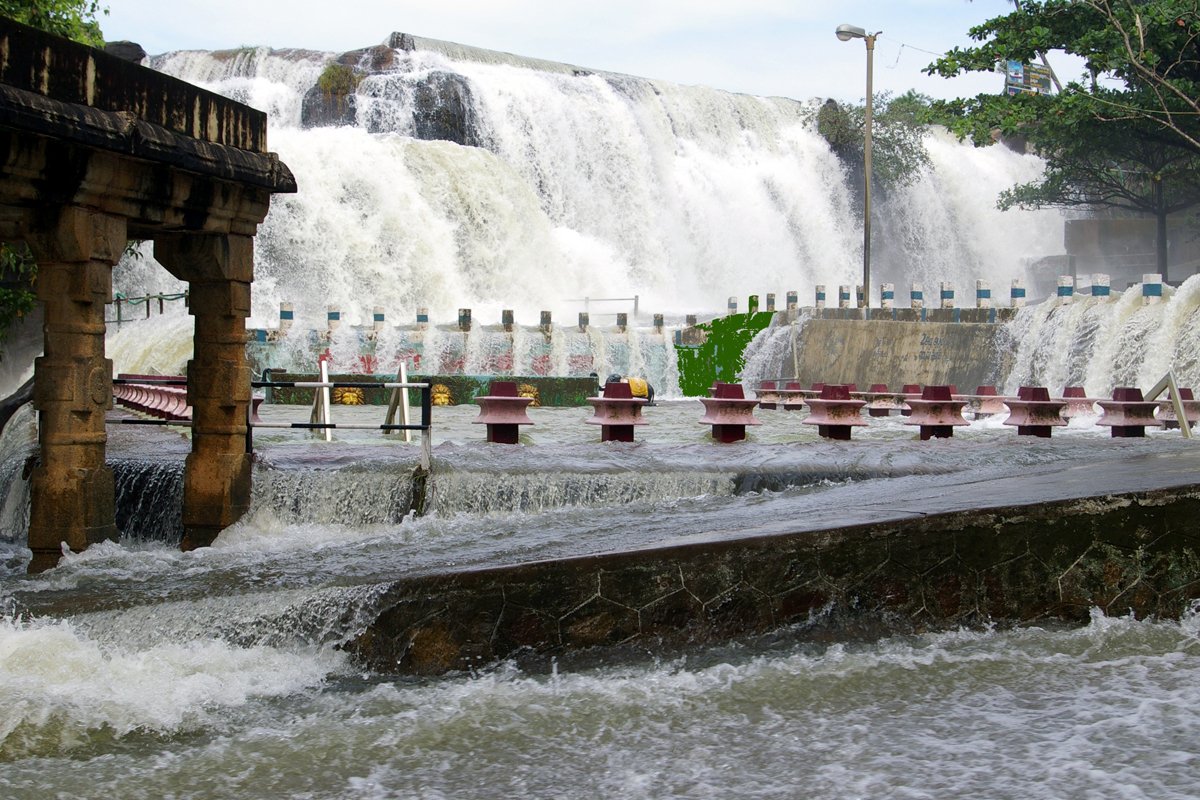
2, 401, 1199, 798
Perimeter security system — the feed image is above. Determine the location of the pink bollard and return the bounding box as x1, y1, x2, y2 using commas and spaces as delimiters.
1060, 386, 1100, 418
473, 380, 535, 444
1002, 386, 1067, 438
1097, 387, 1162, 438
899, 383, 922, 417
779, 381, 808, 411
586, 381, 649, 442
903, 385, 969, 440
967, 385, 1007, 418
1157, 387, 1200, 430
699, 382, 762, 443
803, 384, 867, 440
854, 382, 899, 417
755, 381, 781, 410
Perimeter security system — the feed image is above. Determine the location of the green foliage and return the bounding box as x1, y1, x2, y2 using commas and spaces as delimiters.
674, 312, 775, 396
925, 0, 1200, 277
0, 0, 107, 47
814, 91, 935, 191
317, 62, 362, 96
927, 0, 1200, 152
0, 245, 37, 355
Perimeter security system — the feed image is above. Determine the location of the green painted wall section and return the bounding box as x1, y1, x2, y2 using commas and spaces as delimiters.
674, 311, 775, 396
265, 373, 599, 407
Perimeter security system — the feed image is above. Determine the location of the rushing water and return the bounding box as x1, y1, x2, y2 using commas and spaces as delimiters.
3, 400, 1200, 797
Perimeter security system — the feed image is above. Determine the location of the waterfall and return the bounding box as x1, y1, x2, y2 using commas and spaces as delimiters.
126, 36, 1065, 333
1004, 276, 1200, 395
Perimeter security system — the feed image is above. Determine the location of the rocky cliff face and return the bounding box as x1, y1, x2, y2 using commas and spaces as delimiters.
300, 38, 479, 147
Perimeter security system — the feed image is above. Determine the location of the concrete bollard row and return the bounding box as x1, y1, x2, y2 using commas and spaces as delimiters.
976, 281, 991, 309
880, 284, 895, 311
113, 375, 192, 422
1010, 279, 1026, 308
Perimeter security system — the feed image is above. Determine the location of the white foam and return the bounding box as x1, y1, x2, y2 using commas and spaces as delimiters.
0, 614, 344, 758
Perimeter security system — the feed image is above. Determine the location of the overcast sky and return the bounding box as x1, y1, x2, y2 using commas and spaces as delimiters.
102, 0, 1068, 103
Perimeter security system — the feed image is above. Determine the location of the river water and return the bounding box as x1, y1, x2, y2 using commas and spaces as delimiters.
1, 403, 1198, 798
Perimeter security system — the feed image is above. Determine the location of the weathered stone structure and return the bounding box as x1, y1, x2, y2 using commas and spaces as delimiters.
351, 451, 1200, 675
0, 17, 295, 570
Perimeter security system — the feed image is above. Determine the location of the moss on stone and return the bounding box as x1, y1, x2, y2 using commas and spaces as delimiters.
317, 62, 361, 96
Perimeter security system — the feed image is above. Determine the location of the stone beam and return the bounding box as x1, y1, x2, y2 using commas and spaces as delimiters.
153, 233, 254, 549
24, 207, 126, 572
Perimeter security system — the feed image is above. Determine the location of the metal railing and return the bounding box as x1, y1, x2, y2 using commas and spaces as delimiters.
107, 291, 189, 326
565, 295, 639, 316
108, 373, 435, 469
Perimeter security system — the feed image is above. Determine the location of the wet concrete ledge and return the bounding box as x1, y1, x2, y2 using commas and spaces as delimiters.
350, 459, 1200, 675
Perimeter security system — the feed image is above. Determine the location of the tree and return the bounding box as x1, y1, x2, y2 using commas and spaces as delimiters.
815, 90, 935, 197
929, 0, 1199, 153
0, 0, 106, 47
926, 0, 1200, 280
0, 0, 108, 355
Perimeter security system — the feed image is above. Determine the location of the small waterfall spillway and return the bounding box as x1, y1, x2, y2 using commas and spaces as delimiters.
1005, 276, 1200, 395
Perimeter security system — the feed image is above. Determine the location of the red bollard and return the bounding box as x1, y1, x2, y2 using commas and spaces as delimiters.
1002, 386, 1067, 438
755, 381, 781, 410
967, 385, 1007, 418
903, 385, 968, 440
1060, 386, 1100, 418
586, 381, 648, 442
1157, 387, 1200, 430
1097, 387, 1162, 438
473, 380, 535, 444
899, 384, 922, 417
699, 382, 762, 443
855, 383, 898, 417
779, 381, 808, 411
803, 384, 867, 440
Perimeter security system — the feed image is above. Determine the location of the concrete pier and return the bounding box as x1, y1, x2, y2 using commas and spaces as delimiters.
0, 18, 294, 568
350, 449, 1200, 675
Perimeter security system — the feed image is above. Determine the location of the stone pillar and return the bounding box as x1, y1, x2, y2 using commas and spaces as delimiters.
25, 208, 126, 572
154, 234, 254, 551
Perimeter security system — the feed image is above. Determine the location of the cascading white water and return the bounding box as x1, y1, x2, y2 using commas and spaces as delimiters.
1004, 275, 1200, 395
121, 39, 1065, 333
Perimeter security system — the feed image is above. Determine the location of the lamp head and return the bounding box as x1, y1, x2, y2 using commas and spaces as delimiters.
836, 23, 867, 41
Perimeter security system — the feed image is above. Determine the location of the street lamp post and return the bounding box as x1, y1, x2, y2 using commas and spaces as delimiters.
835, 23, 879, 310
